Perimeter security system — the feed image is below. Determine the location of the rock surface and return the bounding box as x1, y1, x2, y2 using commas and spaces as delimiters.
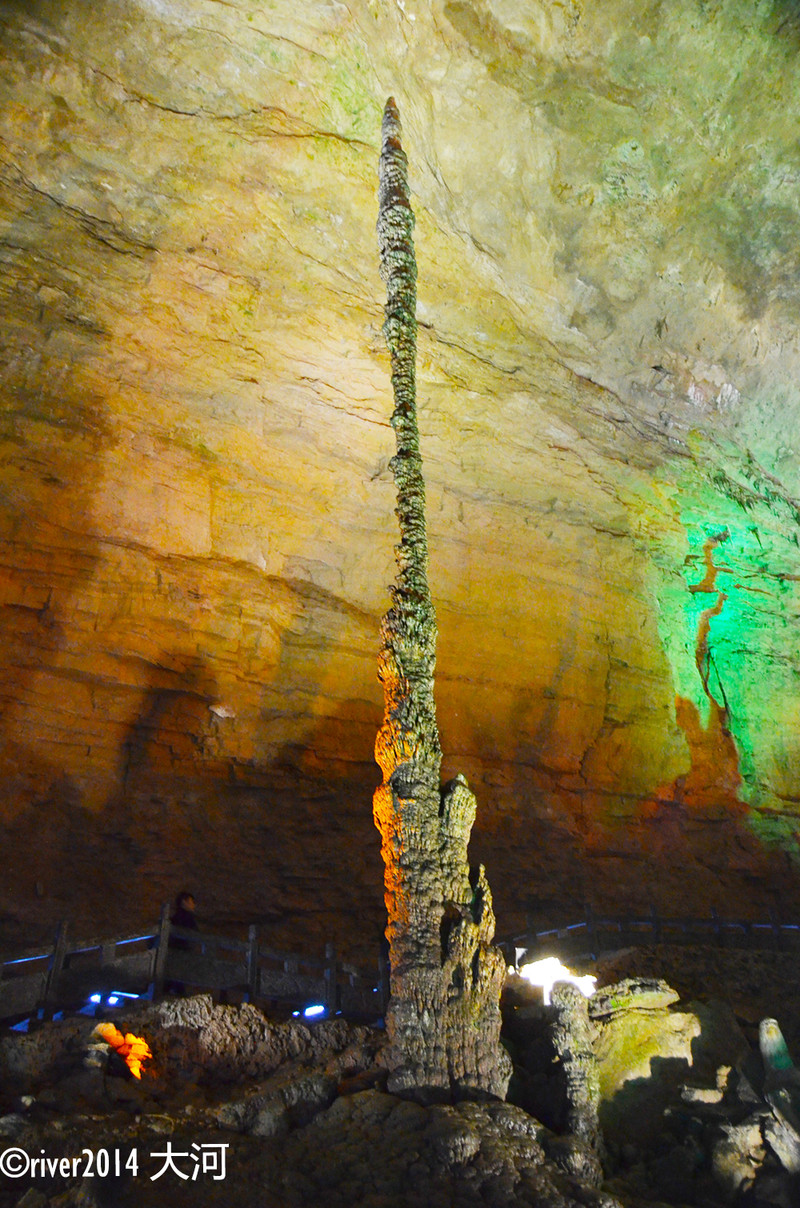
0, 996, 624, 1208
1, 1, 800, 953
275, 1089, 621, 1208
3, 959, 800, 1207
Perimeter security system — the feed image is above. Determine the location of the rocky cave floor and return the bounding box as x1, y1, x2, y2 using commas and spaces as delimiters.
1, 944, 800, 1208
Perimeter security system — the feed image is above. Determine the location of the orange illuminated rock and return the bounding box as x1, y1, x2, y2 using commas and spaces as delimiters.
94, 1023, 153, 1080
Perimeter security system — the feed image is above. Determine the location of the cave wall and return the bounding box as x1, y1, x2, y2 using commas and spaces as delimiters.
1, 0, 799, 957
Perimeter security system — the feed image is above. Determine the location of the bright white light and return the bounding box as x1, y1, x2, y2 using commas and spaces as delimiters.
107, 996, 119, 1005
516, 957, 597, 1006
89, 994, 102, 1004
303, 1004, 325, 1018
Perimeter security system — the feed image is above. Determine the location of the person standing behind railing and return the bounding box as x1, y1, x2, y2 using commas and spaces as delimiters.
170, 891, 198, 947
167, 890, 199, 994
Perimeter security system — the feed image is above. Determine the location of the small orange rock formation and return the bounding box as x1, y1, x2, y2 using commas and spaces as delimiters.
94, 1022, 153, 1080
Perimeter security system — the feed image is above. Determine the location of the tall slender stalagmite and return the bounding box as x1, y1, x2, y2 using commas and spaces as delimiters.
373, 97, 511, 1102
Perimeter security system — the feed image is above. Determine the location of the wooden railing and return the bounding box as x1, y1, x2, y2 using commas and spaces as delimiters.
7, 903, 793, 1026
505, 905, 800, 963
0, 906, 389, 1027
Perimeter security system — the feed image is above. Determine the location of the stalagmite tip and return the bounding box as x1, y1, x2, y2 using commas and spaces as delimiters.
382, 97, 402, 148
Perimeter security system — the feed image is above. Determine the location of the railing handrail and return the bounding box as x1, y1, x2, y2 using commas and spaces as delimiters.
5, 906, 794, 985
0, 931, 158, 970
0, 910, 387, 1026
0, 928, 354, 980
505, 905, 797, 958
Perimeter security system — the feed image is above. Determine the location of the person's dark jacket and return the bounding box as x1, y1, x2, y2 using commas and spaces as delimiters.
169, 906, 199, 951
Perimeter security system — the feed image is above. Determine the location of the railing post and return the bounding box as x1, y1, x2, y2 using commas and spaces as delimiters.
324, 943, 338, 1014
650, 902, 662, 946
245, 925, 259, 1001
710, 908, 723, 948
151, 903, 171, 1000
585, 904, 597, 959
42, 920, 69, 1019
620, 914, 632, 949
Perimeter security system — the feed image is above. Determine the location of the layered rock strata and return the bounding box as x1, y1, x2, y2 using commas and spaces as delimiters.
0, 1, 800, 956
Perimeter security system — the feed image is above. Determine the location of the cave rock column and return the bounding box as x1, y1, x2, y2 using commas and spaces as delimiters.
372, 97, 511, 1102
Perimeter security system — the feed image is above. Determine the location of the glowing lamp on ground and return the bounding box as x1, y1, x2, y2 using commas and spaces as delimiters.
87, 990, 139, 1009
303, 1004, 325, 1018
94, 1022, 153, 1079
515, 956, 597, 1006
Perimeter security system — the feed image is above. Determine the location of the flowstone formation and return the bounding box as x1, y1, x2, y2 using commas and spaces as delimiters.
372, 98, 510, 1103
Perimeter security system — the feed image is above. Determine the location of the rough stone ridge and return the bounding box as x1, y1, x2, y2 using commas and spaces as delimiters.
372, 98, 510, 1102
588, 978, 680, 1019
0, 995, 380, 1093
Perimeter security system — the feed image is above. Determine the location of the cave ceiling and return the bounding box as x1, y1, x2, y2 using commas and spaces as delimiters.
1, 0, 800, 953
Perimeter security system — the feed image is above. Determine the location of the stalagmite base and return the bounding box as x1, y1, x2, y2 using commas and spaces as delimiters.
373, 97, 511, 1102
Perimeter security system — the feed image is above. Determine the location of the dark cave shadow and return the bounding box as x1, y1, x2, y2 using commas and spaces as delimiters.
97, 648, 382, 954
100, 651, 222, 888
599, 1000, 755, 1151
0, 653, 224, 949
1, 533, 390, 961
260, 692, 385, 956
599, 1054, 692, 1151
